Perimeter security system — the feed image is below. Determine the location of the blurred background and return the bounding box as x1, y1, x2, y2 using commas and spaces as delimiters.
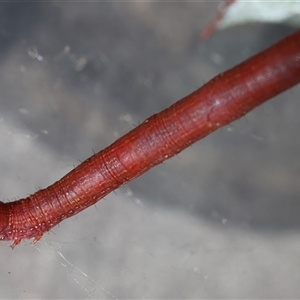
0, 2, 299, 298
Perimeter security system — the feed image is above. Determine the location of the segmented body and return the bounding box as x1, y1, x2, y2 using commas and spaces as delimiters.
1, 30, 300, 247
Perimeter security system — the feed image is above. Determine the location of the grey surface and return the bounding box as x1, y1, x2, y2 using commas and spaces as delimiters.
0, 2, 299, 299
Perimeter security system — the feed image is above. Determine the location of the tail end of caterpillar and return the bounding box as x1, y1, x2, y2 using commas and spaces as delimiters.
0, 201, 10, 244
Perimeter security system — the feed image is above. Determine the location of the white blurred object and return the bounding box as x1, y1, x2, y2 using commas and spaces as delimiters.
202, 0, 300, 39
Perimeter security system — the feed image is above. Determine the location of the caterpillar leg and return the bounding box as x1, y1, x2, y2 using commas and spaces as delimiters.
10, 239, 21, 249
32, 234, 43, 244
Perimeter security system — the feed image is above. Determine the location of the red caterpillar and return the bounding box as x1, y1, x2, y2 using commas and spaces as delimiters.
1, 30, 300, 248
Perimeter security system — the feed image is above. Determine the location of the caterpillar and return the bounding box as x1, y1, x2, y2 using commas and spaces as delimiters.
1, 30, 300, 248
